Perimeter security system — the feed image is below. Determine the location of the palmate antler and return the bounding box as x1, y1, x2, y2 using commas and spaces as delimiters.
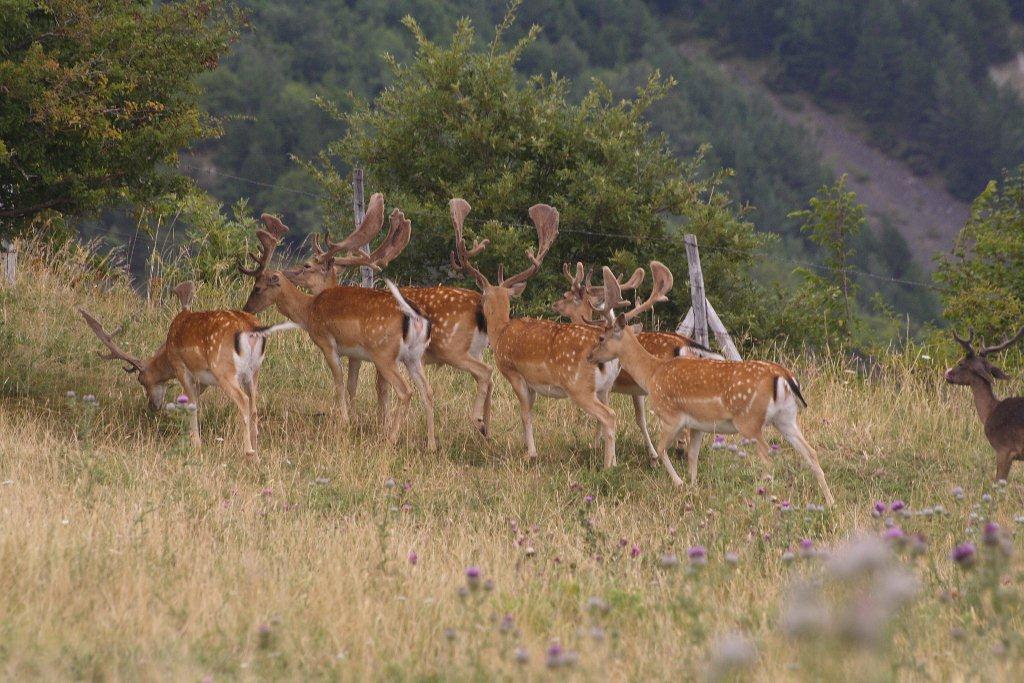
598, 262, 673, 322
323, 192, 385, 259
238, 213, 289, 277
78, 309, 145, 373
332, 208, 412, 271
449, 198, 492, 288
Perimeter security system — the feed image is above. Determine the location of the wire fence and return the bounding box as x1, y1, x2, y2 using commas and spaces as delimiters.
180, 162, 941, 292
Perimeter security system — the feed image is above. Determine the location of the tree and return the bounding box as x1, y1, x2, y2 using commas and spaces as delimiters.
303, 9, 765, 319
935, 165, 1024, 340
789, 175, 866, 338
0, 0, 243, 237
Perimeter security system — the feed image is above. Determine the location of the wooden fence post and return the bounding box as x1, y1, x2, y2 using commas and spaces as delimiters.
1, 240, 16, 287
352, 168, 374, 287
683, 234, 709, 347
677, 234, 742, 360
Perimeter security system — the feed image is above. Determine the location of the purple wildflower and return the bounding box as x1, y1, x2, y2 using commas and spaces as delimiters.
466, 566, 482, 589
630, 544, 641, 558
756, 487, 766, 497
688, 545, 707, 566
982, 522, 1001, 546
884, 527, 906, 545
891, 500, 906, 513
873, 501, 887, 514
408, 551, 418, 566
583, 494, 594, 504
176, 394, 189, 405
952, 543, 976, 568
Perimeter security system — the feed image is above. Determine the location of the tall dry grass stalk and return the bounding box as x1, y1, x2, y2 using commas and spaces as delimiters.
1, 243, 1022, 679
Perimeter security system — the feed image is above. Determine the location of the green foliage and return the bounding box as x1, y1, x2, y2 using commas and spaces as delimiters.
0, 0, 243, 237
303, 11, 765, 320
790, 175, 865, 339
935, 166, 1024, 340
668, 0, 1024, 201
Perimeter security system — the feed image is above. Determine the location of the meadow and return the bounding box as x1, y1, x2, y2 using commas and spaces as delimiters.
1, 245, 1022, 681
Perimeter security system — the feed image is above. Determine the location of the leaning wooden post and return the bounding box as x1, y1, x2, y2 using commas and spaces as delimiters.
705, 299, 741, 360
352, 168, 373, 287
1, 240, 16, 287
683, 234, 709, 347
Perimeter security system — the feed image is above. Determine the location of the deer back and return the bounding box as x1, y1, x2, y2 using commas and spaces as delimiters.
164, 309, 263, 374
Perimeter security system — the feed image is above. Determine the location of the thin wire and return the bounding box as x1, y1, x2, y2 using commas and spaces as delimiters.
178, 164, 940, 291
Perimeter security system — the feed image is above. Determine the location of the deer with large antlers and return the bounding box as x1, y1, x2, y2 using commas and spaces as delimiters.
449, 198, 630, 466
79, 284, 298, 457
945, 327, 1024, 481
589, 266, 835, 503
240, 195, 438, 450
285, 222, 493, 436
552, 261, 719, 462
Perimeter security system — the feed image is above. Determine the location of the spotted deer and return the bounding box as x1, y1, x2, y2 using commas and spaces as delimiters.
552, 261, 719, 462
945, 328, 1024, 481
79, 285, 298, 457
449, 198, 628, 466
589, 266, 834, 504
240, 196, 437, 450
285, 222, 493, 436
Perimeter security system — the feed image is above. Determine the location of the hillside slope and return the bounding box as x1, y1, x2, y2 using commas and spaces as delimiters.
680, 43, 969, 266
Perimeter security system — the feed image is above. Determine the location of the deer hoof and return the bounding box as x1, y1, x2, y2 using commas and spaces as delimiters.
244, 450, 256, 459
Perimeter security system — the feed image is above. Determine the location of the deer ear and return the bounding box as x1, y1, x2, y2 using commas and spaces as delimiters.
629, 323, 643, 334
269, 273, 280, 285
507, 282, 527, 298
991, 366, 1010, 380
615, 313, 627, 329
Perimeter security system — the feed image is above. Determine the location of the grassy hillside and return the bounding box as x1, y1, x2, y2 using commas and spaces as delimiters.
2, 244, 1023, 678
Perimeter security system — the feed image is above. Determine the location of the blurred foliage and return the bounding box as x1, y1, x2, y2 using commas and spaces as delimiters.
935, 165, 1024, 341
301, 9, 767, 322
0, 0, 244, 237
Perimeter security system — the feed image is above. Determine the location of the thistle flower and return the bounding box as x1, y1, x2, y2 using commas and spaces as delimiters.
408, 551, 417, 566
706, 632, 757, 681
756, 487, 766, 496
891, 500, 906, 513
65, 390, 76, 399
384, 478, 396, 489
688, 546, 708, 566
465, 566, 482, 589
176, 394, 189, 405
587, 596, 609, 614
883, 527, 906, 546
499, 613, 515, 634
659, 553, 680, 569
952, 543, 976, 568
982, 493, 992, 503
724, 551, 740, 565
444, 628, 457, 641
873, 501, 886, 514
545, 643, 578, 669
951, 486, 964, 500
779, 500, 792, 512
513, 646, 529, 664
630, 544, 641, 558
583, 494, 594, 504
781, 551, 795, 564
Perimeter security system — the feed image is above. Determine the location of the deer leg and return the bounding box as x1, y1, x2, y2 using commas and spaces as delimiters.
505, 371, 537, 460
318, 345, 349, 423
247, 369, 259, 448
404, 358, 436, 452
777, 417, 835, 506
572, 391, 617, 469
654, 417, 686, 487
685, 430, 705, 485
346, 359, 362, 408
217, 375, 255, 457
593, 388, 611, 451
448, 353, 493, 437
996, 449, 1015, 482
374, 361, 412, 445
631, 394, 659, 465
375, 368, 390, 426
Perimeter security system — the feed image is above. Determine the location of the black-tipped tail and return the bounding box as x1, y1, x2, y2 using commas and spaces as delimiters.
786, 377, 808, 408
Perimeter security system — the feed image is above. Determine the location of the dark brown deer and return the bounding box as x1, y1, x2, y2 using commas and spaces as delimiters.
945, 328, 1024, 481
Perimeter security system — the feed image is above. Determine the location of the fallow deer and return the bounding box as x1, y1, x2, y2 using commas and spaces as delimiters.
240, 196, 437, 450
79, 287, 298, 457
450, 198, 630, 467
552, 261, 719, 462
285, 223, 493, 436
945, 328, 1024, 481
589, 266, 835, 504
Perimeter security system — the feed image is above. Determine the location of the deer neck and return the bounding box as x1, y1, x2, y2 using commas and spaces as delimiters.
968, 376, 1000, 424
570, 304, 601, 328
482, 289, 513, 340
275, 276, 315, 329
616, 329, 660, 393
147, 345, 175, 382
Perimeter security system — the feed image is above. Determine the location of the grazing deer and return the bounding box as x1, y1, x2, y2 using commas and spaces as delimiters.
945, 328, 1024, 481
589, 267, 834, 504
552, 261, 719, 462
79, 287, 297, 457
285, 225, 493, 436
449, 198, 629, 466
240, 197, 437, 450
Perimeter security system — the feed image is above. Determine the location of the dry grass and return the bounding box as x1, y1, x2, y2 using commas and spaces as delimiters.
1, 246, 1023, 680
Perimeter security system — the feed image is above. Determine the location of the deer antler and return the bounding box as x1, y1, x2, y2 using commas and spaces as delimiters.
593, 266, 633, 322
563, 262, 585, 290
498, 203, 559, 288
449, 198, 491, 288
622, 261, 673, 321
239, 214, 289, 277
980, 325, 1024, 356
952, 329, 977, 356
334, 208, 412, 271
78, 309, 145, 373
324, 192, 385, 258
586, 265, 644, 302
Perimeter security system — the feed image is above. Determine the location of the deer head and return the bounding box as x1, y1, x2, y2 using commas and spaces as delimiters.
239, 212, 291, 313
449, 198, 558, 323
588, 263, 674, 364
79, 309, 168, 410
551, 262, 645, 321
945, 327, 1024, 386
